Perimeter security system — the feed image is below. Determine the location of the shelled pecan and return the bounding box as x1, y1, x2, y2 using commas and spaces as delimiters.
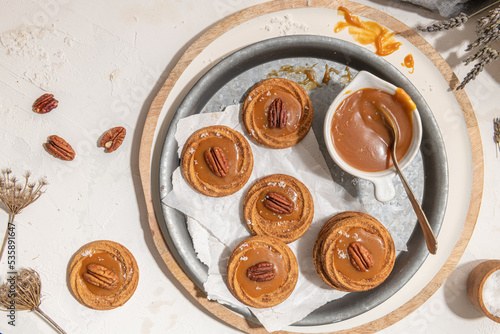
348, 242, 374, 272
204, 146, 229, 177
33, 93, 58, 114
246, 262, 275, 282
44, 135, 75, 161
100, 126, 126, 153
268, 98, 288, 129
264, 192, 293, 214
83, 263, 119, 290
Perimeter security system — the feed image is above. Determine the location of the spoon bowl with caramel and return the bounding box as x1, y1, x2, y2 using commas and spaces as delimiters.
324, 71, 422, 202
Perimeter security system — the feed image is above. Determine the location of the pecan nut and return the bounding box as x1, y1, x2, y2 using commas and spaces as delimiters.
45, 135, 76, 161
33, 93, 58, 114
268, 98, 288, 129
82, 263, 119, 290
204, 146, 229, 177
348, 242, 374, 272
100, 126, 126, 153
264, 192, 293, 214
246, 262, 276, 282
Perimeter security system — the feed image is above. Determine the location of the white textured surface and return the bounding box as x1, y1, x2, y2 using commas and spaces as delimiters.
0, 1, 499, 334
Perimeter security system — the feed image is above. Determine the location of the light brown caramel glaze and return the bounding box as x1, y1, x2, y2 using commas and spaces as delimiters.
68, 240, 139, 310
235, 247, 287, 298
331, 88, 414, 172
79, 252, 124, 296
181, 125, 253, 197
243, 174, 314, 243
313, 211, 395, 292
335, 6, 402, 56
227, 235, 298, 308
243, 78, 313, 149
402, 54, 415, 73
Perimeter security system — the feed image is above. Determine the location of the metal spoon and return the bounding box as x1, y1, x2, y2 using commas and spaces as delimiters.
376, 103, 438, 255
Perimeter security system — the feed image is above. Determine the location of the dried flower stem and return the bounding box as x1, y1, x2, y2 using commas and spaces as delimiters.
0, 268, 67, 334
0, 169, 47, 263
35, 307, 68, 334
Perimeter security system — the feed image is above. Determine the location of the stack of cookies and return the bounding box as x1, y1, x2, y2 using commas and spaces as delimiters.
313, 211, 395, 292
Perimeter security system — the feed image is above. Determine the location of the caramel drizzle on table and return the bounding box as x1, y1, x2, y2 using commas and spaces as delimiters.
334, 6, 402, 56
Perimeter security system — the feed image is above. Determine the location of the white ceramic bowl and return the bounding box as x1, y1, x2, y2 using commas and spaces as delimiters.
323, 71, 423, 202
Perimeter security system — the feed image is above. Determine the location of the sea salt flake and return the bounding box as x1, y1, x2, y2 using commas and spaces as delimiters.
483, 269, 500, 317
189, 148, 195, 154
240, 256, 248, 261
81, 250, 93, 257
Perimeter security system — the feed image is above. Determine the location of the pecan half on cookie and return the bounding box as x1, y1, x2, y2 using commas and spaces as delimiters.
268, 98, 288, 129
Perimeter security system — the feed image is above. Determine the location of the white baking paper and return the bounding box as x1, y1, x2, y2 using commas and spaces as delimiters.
163, 105, 390, 332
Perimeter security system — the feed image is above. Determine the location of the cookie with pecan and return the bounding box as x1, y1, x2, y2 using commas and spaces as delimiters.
243, 174, 314, 243
313, 211, 395, 292
242, 78, 313, 149
181, 125, 253, 197
226, 235, 298, 308
68, 240, 139, 310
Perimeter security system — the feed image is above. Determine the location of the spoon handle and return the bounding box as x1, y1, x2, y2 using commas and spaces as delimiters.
392, 156, 438, 254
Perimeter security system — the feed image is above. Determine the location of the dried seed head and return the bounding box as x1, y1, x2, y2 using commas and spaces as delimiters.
0, 169, 47, 214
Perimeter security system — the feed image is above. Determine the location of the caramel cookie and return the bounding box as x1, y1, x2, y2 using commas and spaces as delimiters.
313, 211, 395, 292
242, 78, 313, 149
68, 240, 139, 310
243, 174, 314, 243
227, 235, 298, 308
181, 125, 253, 197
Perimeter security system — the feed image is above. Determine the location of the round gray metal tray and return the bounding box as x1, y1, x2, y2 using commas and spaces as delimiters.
158, 35, 448, 327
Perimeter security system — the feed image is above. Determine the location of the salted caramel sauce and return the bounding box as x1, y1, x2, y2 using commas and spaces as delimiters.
193, 136, 240, 185
335, 6, 402, 56
322, 64, 340, 84
402, 54, 415, 73
80, 252, 124, 296
267, 65, 322, 91
331, 88, 414, 172
236, 247, 287, 298
253, 89, 303, 137
333, 227, 386, 281
256, 186, 301, 221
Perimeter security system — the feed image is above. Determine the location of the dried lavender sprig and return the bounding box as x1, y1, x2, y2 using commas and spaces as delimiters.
477, 8, 500, 29
457, 49, 499, 89
418, 13, 469, 32
464, 46, 491, 65
466, 22, 500, 51
494, 118, 500, 158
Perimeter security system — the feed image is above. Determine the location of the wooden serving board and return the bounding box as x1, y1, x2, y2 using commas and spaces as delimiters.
138, 0, 483, 333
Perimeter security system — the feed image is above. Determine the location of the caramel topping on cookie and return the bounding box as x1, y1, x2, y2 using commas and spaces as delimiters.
257, 187, 300, 221
236, 247, 287, 298
80, 252, 124, 296
244, 174, 313, 243
194, 137, 239, 184
182, 125, 253, 197
334, 228, 385, 281
254, 89, 302, 136
243, 78, 313, 149
226, 235, 298, 308
68, 240, 139, 310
